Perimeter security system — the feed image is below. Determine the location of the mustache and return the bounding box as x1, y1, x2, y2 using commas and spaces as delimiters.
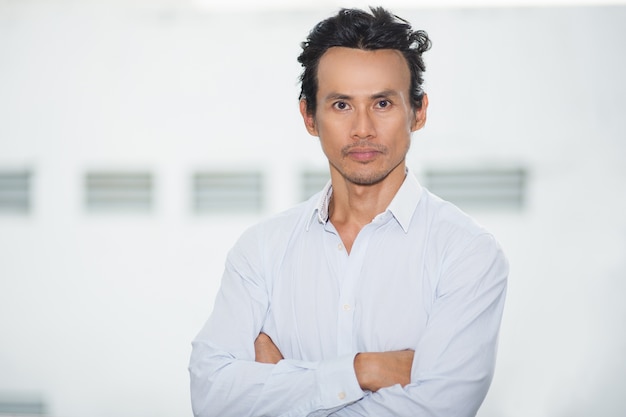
341, 141, 388, 156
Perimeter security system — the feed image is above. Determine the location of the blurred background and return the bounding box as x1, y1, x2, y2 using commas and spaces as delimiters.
1, 0, 625, 416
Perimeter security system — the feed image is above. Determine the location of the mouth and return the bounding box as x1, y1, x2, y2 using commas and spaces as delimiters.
346, 149, 382, 162
343, 142, 386, 162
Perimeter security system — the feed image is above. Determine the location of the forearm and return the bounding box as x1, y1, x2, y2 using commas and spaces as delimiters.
189, 337, 364, 417
331, 365, 494, 417
330, 343, 497, 417
353, 350, 414, 392
256, 333, 414, 394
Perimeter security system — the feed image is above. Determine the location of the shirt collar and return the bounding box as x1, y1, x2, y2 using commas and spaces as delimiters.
387, 169, 423, 233
306, 168, 423, 233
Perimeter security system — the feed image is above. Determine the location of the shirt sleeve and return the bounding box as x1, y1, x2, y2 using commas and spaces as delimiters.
188, 225, 365, 417
331, 233, 509, 417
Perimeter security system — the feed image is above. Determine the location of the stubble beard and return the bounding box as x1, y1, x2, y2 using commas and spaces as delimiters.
329, 144, 395, 186
333, 141, 408, 186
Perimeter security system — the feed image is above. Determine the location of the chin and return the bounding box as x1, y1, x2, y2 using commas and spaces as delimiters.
344, 171, 389, 186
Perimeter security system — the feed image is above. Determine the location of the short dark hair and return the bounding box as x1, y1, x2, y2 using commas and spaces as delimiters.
297, 6, 432, 115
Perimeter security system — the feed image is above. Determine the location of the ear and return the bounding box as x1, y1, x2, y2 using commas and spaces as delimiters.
299, 99, 319, 136
411, 93, 428, 132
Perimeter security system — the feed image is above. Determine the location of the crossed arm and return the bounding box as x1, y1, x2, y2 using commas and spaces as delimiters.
190, 231, 508, 417
255, 333, 414, 392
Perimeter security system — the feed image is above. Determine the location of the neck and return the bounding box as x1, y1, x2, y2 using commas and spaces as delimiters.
328, 164, 406, 253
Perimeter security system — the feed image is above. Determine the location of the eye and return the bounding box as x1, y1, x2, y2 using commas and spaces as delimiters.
333, 101, 349, 110
376, 100, 391, 109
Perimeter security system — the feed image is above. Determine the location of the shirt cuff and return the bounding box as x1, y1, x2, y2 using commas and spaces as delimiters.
316, 353, 364, 408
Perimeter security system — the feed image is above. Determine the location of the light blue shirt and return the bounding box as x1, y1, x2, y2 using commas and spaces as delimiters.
189, 170, 508, 417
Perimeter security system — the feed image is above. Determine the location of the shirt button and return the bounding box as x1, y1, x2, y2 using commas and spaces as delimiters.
337, 243, 344, 251
338, 391, 346, 400
343, 304, 351, 311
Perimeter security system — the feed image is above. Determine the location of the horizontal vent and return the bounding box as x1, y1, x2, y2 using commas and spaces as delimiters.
0, 171, 31, 213
424, 168, 526, 210
85, 171, 153, 212
300, 170, 329, 201
193, 171, 263, 213
0, 395, 46, 415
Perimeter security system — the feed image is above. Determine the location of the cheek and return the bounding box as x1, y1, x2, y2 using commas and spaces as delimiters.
317, 136, 339, 160
316, 122, 345, 147
387, 124, 413, 154
382, 117, 414, 140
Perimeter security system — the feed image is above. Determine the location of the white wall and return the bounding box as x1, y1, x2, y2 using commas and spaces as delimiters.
1, 1, 625, 416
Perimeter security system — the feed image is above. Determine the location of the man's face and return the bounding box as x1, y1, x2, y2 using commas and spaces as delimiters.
300, 47, 427, 187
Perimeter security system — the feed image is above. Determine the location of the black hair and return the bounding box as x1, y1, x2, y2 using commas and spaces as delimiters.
297, 6, 431, 115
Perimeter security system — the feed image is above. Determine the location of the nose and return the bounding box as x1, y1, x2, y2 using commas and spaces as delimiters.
350, 108, 376, 140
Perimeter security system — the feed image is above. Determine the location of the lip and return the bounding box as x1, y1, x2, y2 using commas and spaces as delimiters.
347, 149, 382, 162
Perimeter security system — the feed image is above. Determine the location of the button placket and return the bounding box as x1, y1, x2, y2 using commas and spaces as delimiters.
336, 223, 375, 355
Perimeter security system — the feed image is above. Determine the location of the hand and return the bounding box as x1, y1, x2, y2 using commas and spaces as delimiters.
254, 332, 284, 364
354, 350, 414, 392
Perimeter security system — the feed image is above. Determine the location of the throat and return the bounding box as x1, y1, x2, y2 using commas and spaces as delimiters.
330, 215, 368, 255
328, 195, 379, 255
334, 223, 359, 255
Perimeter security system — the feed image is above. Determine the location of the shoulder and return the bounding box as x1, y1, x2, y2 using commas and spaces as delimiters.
231, 194, 319, 256
418, 189, 509, 290
418, 188, 487, 237
417, 188, 506, 261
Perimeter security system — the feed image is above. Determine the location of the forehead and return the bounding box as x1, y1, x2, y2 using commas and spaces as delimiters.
316, 47, 411, 95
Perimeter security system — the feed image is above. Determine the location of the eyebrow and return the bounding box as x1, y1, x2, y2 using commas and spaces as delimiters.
323, 90, 401, 102
371, 89, 401, 100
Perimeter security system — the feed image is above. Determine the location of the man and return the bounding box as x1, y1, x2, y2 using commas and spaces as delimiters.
189, 6, 508, 417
